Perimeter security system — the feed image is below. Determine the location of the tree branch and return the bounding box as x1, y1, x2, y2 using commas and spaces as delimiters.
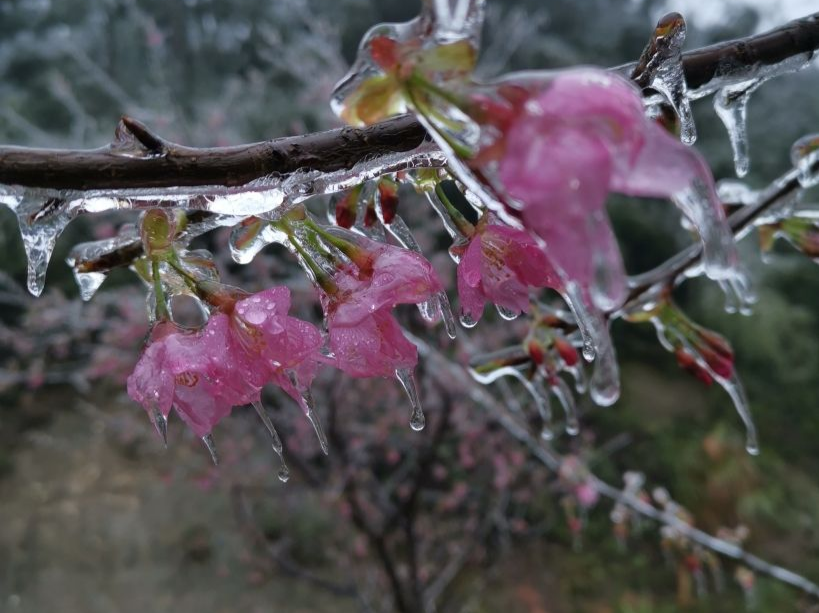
0, 13, 817, 192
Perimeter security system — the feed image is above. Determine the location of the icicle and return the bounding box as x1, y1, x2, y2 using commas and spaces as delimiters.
632, 13, 696, 144
561, 282, 596, 361
551, 377, 580, 435
589, 326, 620, 407
65, 232, 140, 301
559, 283, 620, 405
672, 178, 750, 305
201, 433, 219, 466
531, 376, 554, 440
717, 373, 759, 455
151, 407, 168, 447
395, 368, 425, 431
589, 211, 627, 311
285, 372, 329, 455
718, 276, 756, 316
1, 191, 75, 296
713, 79, 765, 177
791, 134, 819, 189
378, 208, 455, 337
251, 400, 291, 479
566, 360, 588, 394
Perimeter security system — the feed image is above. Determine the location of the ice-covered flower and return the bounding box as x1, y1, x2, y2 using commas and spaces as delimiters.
322, 234, 443, 377
127, 286, 322, 437
491, 70, 736, 308
456, 213, 558, 322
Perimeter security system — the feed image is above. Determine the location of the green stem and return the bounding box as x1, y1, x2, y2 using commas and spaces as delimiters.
151, 259, 170, 321
434, 182, 475, 237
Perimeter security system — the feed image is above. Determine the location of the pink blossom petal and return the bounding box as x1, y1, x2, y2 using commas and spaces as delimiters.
329, 308, 417, 378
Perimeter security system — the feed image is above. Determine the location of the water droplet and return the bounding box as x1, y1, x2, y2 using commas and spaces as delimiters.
459, 311, 478, 328
396, 368, 425, 431
151, 407, 168, 447
278, 466, 291, 482
202, 433, 219, 466
495, 304, 518, 321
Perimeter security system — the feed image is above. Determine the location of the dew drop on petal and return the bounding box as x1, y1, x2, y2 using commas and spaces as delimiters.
495, 304, 519, 321
151, 407, 168, 447
459, 311, 478, 328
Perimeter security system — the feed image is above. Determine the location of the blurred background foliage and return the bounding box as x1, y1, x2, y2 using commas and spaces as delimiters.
1, 0, 819, 611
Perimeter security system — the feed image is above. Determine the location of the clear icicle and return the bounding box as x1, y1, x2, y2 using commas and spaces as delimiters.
672, 178, 749, 301
1, 192, 75, 297
713, 79, 765, 178
531, 376, 554, 440
72, 271, 107, 301
66, 231, 140, 301
396, 368, 425, 431
151, 407, 168, 447
562, 282, 596, 362
551, 377, 580, 435
381, 212, 455, 336
632, 13, 696, 144
437, 292, 458, 339
251, 400, 291, 479
588, 319, 621, 407
287, 372, 329, 455
201, 433, 219, 466
566, 361, 588, 395
717, 372, 760, 456
790, 134, 819, 189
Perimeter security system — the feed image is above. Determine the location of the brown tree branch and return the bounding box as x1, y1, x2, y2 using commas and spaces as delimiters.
0, 13, 817, 192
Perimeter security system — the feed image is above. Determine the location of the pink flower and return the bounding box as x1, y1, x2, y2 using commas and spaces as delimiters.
322, 235, 443, 378
456, 214, 558, 321
127, 287, 322, 437
492, 70, 732, 307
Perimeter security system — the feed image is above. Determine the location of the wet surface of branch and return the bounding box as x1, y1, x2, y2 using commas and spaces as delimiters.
0, 13, 817, 192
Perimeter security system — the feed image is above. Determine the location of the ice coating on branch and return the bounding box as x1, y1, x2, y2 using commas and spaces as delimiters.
66, 230, 141, 301
127, 287, 323, 442
791, 134, 819, 189
631, 13, 696, 145
455, 213, 559, 322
